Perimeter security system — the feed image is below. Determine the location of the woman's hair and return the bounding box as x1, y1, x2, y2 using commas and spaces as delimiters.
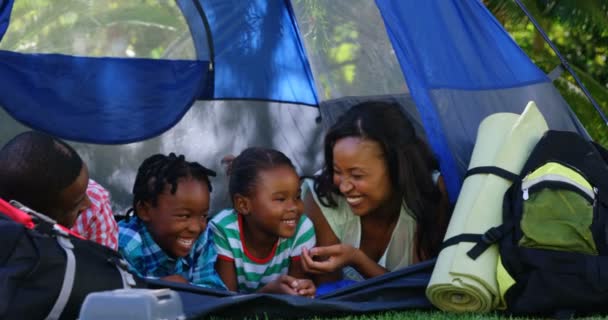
130, 153, 216, 216
0, 131, 83, 217
314, 101, 446, 259
227, 147, 295, 201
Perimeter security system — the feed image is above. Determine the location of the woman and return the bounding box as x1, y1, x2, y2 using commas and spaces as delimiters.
301, 101, 450, 283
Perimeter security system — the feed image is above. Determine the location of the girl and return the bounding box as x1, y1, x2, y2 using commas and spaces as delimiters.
301, 101, 450, 283
210, 147, 316, 296
118, 153, 224, 289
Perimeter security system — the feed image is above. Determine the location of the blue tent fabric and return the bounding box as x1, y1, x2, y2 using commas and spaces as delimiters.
0, 0, 593, 201
0, 0, 318, 143
0, 0, 13, 41
144, 259, 434, 319
375, 0, 588, 201
194, 0, 318, 105
0, 51, 209, 144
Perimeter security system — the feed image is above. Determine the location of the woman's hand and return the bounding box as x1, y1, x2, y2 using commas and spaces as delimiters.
300, 244, 358, 274
260, 275, 315, 297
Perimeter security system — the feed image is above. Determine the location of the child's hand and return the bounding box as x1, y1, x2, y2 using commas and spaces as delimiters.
161, 274, 189, 284
293, 278, 316, 298
261, 275, 312, 296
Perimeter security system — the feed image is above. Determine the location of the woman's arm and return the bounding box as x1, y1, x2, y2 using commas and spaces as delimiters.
303, 243, 389, 279
300, 192, 342, 283
301, 192, 389, 280
302, 189, 392, 279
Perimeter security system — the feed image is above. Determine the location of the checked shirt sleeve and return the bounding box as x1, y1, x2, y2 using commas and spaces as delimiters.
72, 179, 118, 250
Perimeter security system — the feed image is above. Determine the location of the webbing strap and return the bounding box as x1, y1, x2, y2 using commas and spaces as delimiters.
440, 224, 511, 260
115, 258, 137, 288
464, 166, 519, 182
440, 234, 481, 250
45, 235, 75, 320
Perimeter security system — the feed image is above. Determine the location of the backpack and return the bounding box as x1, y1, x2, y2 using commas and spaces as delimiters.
0, 198, 143, 320
465, 130, 608, 317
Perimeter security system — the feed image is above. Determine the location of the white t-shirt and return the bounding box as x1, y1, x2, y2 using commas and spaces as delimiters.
302, 179, 416, 271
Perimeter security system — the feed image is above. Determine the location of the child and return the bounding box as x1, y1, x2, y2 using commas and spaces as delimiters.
210, 147, 316, 296
118, 153, 224, 289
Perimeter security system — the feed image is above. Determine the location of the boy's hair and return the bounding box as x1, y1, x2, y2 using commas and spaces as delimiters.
227, 147, 295, 201
131, 153, 216, 214
0, 131, 83, 216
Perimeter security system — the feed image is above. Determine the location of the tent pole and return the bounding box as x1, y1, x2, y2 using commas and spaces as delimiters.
513, 0, 608, 126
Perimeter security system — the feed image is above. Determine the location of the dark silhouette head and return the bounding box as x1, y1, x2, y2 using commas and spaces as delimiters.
0, 131, 90, 227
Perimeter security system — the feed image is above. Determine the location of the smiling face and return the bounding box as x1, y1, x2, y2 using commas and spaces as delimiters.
138, 177, 210, 258
238, 165, 303, 240
332, 136, 393, 216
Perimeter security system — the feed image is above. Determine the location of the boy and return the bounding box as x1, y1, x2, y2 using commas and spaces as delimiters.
0, 131, 91, 227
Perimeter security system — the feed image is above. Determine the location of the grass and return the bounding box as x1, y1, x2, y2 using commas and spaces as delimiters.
312, 310, 608, 320
313, 311, 521, 320
217, 310, 608, 320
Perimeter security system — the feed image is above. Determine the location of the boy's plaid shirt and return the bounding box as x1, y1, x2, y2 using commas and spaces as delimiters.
118, 216, 225, 289
71, 179, 118, 250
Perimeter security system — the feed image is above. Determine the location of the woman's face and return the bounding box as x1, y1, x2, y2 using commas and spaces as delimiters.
332, 137, 393, 216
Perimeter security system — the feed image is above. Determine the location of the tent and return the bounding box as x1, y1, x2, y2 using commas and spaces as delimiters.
0, 0, 593, 317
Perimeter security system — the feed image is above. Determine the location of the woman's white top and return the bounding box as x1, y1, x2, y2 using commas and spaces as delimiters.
302, 179, 417, 271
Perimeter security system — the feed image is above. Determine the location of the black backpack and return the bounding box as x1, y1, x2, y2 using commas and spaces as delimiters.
0, 198, 143, 320
462, 130, 608, 317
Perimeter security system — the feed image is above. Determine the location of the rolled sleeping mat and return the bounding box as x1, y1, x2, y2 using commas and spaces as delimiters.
426, 101, 548, 313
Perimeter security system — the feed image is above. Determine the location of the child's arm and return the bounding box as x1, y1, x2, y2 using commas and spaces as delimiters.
215, 258, 238, 291
208, 215, 239, 291
283, 215, 317, 297
288, 257, 308, 279
161, 274, 189, 283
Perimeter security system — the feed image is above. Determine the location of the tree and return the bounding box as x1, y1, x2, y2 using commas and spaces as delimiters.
485, 0, 608, 146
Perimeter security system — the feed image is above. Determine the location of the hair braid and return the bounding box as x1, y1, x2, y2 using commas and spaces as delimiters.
129, 153, 216, 217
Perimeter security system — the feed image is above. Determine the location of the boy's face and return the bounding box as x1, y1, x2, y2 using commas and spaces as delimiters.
53, 164, 91, 228
139, 177, 210, 258
242, 165, 303, 239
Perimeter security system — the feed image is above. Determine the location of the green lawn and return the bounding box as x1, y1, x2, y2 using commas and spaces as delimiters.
214, 310, 606, 320
315, 311, 519, 320
313, 311, 608, 320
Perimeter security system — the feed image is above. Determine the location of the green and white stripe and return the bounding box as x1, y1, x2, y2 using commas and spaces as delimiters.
210, 209, 316, 293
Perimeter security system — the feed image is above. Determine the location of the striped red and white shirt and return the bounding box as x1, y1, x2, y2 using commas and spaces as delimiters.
71, 179, 118, 250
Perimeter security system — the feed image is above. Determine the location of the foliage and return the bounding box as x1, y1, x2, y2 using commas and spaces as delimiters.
0, 0, 194, 59
486, 0, 608, 147
291, 0, 407, 100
